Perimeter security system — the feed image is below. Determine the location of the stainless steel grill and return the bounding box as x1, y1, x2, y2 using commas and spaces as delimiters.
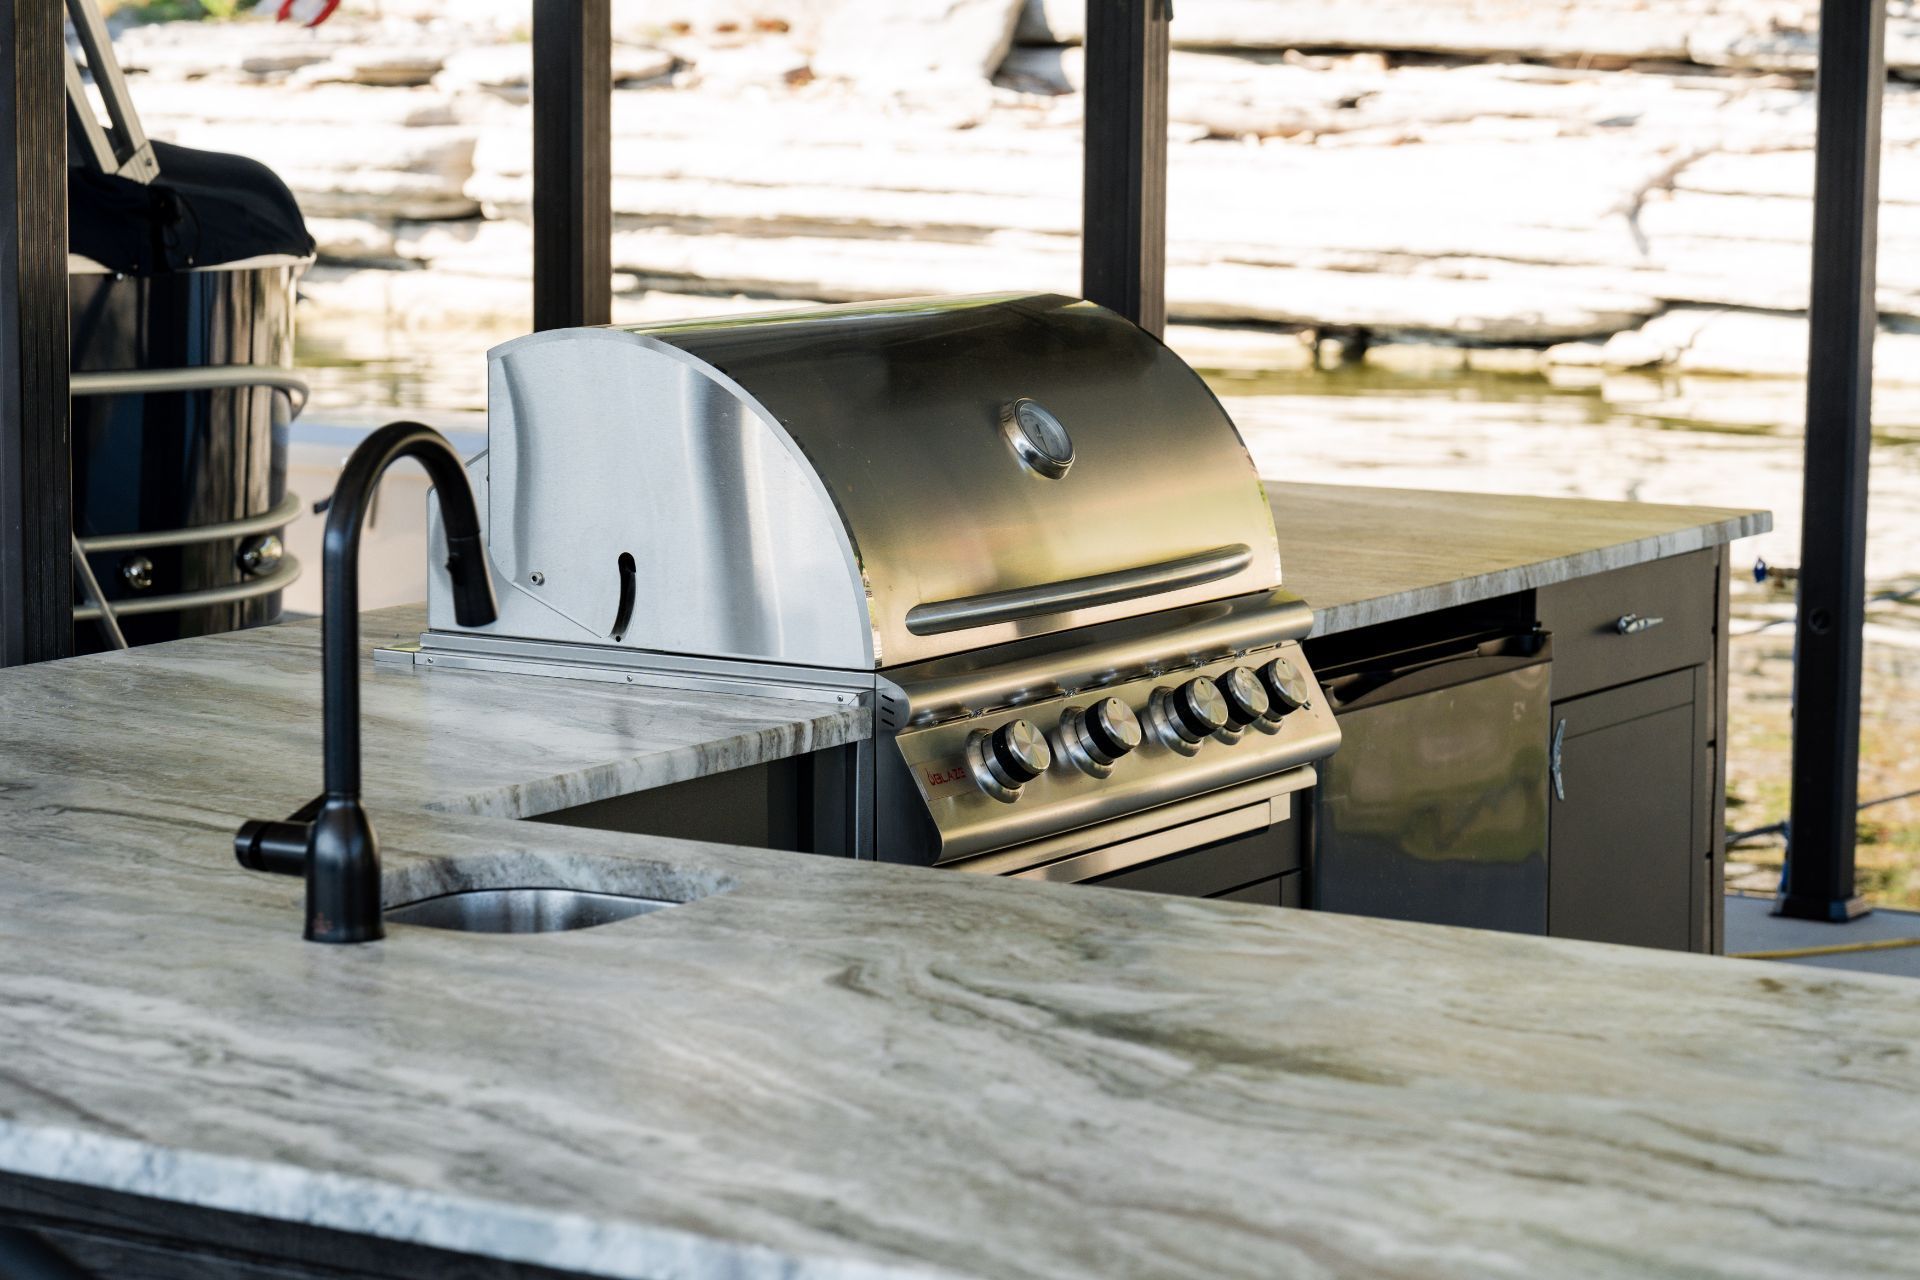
396, 293, 1340, 886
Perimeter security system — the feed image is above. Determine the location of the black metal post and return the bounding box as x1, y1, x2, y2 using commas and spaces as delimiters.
0, 0, 72, 666
1082, 0, 1170, 336
531, 0, 611, 331
1778, 0, 1886, 922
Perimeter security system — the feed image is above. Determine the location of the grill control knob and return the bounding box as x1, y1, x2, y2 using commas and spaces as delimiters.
1216, 667, 1270, 728
1259, 655, 1313, 717
1170, 677, 1229, 743
1056, 698, 1142, 776
987, 718, 1051, 787
1084, 697, 1142, 761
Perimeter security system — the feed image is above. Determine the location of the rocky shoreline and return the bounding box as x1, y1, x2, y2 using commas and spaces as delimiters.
94, 0, 1920, 385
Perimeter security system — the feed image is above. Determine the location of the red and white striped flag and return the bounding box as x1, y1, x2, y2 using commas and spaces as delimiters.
271, 0, 341, 26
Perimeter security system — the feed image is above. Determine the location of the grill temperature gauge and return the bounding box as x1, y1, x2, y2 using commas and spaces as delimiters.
1000, 398, 1074, 479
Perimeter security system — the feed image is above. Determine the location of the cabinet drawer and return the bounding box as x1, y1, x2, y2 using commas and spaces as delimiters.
1089, 813, 1299, 898
1536, 551, 1714, 699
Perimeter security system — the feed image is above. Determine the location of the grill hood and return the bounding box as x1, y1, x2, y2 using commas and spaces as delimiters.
429, 293, 1282, 669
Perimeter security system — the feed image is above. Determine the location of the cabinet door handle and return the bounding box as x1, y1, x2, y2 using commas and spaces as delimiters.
1615, 612, 1665, 635
1550, 718, 1567, 802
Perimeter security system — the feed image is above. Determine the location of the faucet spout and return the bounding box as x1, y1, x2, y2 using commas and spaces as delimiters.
235, 421, 498, 943
319, 422, 498, 803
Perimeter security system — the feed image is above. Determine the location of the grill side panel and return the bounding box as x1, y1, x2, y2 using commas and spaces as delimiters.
427, 328, 874, 669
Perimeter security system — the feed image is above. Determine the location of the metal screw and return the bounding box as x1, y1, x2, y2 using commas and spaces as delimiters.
236, 533, 284, 577
120, 555, 154, 591
529, 571, 545, 586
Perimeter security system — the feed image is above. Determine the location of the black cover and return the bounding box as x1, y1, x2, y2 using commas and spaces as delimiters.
69, 139, 315, 275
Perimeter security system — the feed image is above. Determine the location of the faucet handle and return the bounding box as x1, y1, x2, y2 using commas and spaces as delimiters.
443, 529, 498, 629
233, 792, 323, 875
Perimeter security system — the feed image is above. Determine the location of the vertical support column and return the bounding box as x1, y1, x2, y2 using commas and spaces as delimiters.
1778, 0, 1885, 922
1081, 0, 1170, 337
531, 0, 611, 332
0, 0, 72, 666
1710, 546, 1732, 953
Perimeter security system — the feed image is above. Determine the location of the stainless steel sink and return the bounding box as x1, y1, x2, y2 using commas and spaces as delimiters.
385, 887, 674, 934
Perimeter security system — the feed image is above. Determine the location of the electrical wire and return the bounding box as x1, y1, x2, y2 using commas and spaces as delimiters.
1725, 564, 1919, 885
1742, 578, 1920, 633
1730, 936, 1920, 961
1727, 785, 1920, 848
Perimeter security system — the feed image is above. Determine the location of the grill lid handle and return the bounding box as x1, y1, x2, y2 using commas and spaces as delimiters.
904, 544, 1254, 636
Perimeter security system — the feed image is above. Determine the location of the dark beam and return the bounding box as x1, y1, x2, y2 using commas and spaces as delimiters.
531, 0, 611, 332
0, 0, 72, 666
1779, 0, 1886, 922
1082, 0, 1170, 336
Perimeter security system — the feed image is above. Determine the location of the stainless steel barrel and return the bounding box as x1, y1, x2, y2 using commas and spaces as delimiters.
68, 254, 307, 652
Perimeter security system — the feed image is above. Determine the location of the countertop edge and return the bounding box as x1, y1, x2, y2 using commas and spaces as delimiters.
423, 703, 875, 820
0, 1120, 950, 1280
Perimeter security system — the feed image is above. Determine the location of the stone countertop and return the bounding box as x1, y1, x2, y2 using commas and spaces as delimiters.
105, 602, 869, 820
1268, 482, 1771, 635
5, 586, 1919, 1279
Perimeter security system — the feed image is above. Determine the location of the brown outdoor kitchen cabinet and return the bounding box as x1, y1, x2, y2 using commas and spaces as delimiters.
1304, 545, 1731, 954
1535, 548, 1728, 953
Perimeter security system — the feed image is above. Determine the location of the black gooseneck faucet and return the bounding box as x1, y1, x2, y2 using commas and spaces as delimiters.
234, 421, 498, 943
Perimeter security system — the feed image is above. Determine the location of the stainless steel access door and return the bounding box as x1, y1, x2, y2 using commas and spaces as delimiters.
1311, 631, 1552, 934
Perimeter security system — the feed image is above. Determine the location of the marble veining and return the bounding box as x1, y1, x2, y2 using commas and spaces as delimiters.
12, 494, 1916, 1280
1270, 482, 1770, 634
26, 602, 870, 822
4, 796, 1918, 1280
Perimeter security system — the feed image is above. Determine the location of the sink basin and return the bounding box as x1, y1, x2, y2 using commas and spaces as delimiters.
385, 887, 674, 934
